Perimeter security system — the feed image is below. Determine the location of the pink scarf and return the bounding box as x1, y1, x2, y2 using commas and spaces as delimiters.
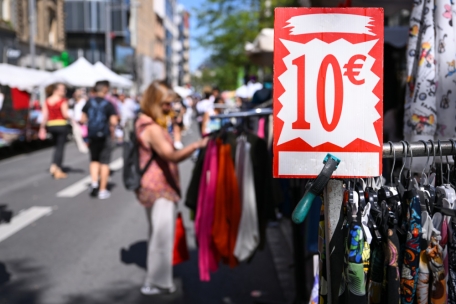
195, 140, 219, 281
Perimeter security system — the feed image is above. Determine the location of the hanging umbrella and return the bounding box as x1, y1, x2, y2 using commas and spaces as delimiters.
404, 0, 436, 145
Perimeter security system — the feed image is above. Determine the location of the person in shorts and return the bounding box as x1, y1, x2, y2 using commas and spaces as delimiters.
80, 81, 118, 199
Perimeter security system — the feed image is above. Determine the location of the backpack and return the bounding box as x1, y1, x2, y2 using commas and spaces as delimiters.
123, 119, 154, 191
87, 98, 110, 138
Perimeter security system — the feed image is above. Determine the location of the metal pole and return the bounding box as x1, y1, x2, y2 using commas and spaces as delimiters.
105, 1, 112, 68
28, 0, 36, 69
382, 140, 456, 158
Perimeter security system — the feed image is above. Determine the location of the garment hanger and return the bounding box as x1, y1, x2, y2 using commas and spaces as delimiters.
416, 140, 432, 215
418, 139, 430, 186
435, 140, 456, 212
405, 141, 415, 191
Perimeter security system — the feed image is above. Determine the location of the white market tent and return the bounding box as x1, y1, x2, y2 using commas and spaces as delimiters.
245, 28, 274, 66
42, 57, 133, 88
0, 64, 51, 92
94, 62, 133, 88
41, 57, 100, 88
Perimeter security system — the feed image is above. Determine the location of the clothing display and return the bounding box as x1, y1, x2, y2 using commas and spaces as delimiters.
311, 171, 456, 304
186, 112, 275, 281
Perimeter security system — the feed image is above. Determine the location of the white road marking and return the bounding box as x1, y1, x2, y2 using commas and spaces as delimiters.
56, 157, 123, 197
0, 206, 52, 243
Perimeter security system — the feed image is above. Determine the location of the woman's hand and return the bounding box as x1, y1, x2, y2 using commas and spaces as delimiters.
38, 127, 47, 140
197, 137, 209, 149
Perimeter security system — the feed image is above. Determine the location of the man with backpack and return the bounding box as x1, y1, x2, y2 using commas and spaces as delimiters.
81, 81, 118, 199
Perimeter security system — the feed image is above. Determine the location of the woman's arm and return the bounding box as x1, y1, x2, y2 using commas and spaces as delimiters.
40, 102, 48, 128
201, 112, 209, 135
144, 124, 207, 163
60, 101, 69, 119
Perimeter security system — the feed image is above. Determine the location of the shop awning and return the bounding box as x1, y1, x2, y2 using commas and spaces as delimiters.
0, 64, 51, 92
93, 62, 133, 88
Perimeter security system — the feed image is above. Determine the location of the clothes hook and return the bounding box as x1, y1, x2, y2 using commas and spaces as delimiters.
388, 141, 396, 185
419, 139, 430, 178
399, 140, 408, 184
429, 139, 436, 174
406, 141, 413, 179
438, 140, 444, 184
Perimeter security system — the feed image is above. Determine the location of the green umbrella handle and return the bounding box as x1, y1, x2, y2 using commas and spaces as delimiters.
292, 191, 316, 224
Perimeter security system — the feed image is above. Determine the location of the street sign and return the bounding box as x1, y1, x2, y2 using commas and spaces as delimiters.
273, 8, 384, 178
6, 48, 21, 59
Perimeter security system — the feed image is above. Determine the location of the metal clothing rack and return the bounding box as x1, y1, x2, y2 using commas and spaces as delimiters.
382, 140, 456, 158
210, 107, 273, 119
323, 140, 456, 304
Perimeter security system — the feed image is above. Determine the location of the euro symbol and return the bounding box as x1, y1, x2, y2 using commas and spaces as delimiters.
343, 54, 366, 85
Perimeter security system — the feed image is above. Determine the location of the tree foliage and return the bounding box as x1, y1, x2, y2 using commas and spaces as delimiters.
194, 0, 300, 90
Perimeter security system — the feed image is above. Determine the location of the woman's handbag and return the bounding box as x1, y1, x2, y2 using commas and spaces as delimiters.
173, 212, 189, 265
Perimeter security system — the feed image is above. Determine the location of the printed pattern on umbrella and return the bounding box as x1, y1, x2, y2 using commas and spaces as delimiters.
426, 233, 446, 304
404, 0, 436, 140
400, 196, 422, 304
345, 223, 367, 297
447, 222, 456, 304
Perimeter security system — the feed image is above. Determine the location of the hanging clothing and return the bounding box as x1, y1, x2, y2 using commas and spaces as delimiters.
234, 138, 259, 262
212, 143, 241, 268
195, 139, 219, 281
385, 228, 400, 304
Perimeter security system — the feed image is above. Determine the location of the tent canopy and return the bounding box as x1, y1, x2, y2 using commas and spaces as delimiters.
0, 64, 51, 92
42, 57, 100, 88
94, 62, 133, 88
245, 28, 274, 66
42, 57, 133, 88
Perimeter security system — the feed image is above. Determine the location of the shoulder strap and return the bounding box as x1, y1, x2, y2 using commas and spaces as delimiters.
137, 120, 154, 176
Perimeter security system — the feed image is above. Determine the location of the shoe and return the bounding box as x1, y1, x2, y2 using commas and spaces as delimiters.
140, 284, 176, 296
89, 185, 99, 198
98, 190, 111, 200
53, 169, 68, 180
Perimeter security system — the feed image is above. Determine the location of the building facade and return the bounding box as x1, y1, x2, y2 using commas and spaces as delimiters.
131, 0, 166, 92
64, 0, 132, 73
0, 0, 65, 69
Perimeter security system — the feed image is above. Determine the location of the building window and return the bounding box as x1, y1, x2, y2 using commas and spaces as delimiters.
0, 0, 9, 21
48, 8, 57, 46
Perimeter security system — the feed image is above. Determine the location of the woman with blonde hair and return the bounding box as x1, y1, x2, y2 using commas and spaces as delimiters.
136, 81, 207, 295
39, 83, 69, 179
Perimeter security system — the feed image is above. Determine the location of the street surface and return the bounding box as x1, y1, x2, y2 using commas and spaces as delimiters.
0, 128, 286, 304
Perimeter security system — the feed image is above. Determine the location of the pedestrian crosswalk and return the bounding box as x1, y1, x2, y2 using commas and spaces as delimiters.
56, 158, 123, 197
0, 206, 52, 243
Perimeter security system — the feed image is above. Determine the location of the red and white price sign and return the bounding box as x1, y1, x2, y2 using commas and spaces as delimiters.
273, 8, 384, 178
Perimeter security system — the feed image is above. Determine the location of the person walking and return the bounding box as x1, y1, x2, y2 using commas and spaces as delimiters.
39, 83, 69, 179
80, 81, 118, 199
136, 81, 207, 295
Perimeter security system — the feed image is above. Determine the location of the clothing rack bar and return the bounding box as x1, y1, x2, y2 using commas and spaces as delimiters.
210, 108, 273, 119
382, 140, 456, 158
